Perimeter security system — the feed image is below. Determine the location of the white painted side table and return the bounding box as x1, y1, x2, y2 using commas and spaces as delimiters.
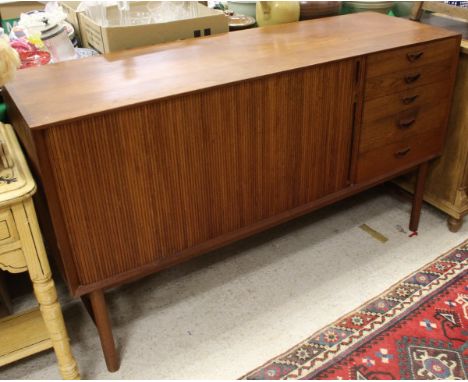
0, 122, 79, 379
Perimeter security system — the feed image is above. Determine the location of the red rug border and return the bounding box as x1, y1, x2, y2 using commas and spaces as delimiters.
241, 238, 468, 380
302, 267, 466, 379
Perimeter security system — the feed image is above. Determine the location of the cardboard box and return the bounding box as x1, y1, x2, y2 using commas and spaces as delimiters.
78, 2, 228, 53
0, 1, 44, 33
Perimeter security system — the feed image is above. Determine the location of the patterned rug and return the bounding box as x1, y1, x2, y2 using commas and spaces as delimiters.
243, 240, 468, 380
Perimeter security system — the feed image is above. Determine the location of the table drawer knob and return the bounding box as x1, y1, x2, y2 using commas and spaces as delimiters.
395, 147, 411, 157
406, 51, 424, 62
401, 95, 419, 105
404, 73, 421, 84
397, 117, 416, 129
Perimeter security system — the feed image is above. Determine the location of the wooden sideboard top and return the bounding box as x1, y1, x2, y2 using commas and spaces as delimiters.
5, 12, 459, 130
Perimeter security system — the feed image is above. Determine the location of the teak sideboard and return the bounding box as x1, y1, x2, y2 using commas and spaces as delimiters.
3, 13, 461, 371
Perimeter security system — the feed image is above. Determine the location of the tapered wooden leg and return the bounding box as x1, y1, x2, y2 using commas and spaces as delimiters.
409, 162, 429, 232
88, 290, 120, 372
13, 200, 80, 379
447, 216, 464, 233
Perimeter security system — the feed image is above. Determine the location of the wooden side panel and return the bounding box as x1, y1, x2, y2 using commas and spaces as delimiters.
42, 61, 356, 286
423, 52, 468, 205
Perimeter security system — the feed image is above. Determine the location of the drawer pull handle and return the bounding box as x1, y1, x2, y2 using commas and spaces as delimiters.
395, 147, 411, 157
404, 73, 421, 84
402, 95, 419, 105
398, 117, 416, 129
407, 51, 424, 62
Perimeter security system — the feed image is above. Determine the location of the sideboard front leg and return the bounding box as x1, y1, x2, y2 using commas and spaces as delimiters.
88, 290, 119, 372
409, 162, 429, 232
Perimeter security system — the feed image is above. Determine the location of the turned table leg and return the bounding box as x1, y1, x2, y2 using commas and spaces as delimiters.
33, 278, 80, 379
447, 216, 464, 233
13, 200, 80, 380
88, 290, 119, 372
409, 162, 429, 232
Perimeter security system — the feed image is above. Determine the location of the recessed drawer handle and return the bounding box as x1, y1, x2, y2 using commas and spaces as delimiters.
395, 147, 411, 157
402, 95, 419, 105
407, 51, 424, 62
398, 117, 416, 129
404, 73, 421, 84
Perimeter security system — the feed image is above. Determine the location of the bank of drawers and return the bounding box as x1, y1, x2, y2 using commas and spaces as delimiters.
356, 38, 459, 183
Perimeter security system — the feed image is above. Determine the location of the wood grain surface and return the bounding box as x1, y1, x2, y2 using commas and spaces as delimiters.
42, 62, 356, 285
362, 81, 450, 122
4, 12, 459, 129
356, 130, 444, 183
4, 13, 461, 296
4, 12, 462, 369
360, 99, 450, 152
364, 58, 454, 99
366, 37, 459, 77
420, 52, 468, 212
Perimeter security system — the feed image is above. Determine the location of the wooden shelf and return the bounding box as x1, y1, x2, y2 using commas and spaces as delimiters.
0, 308, 52, 367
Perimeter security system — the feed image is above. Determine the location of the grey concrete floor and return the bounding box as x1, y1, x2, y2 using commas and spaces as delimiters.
1, 187, 467, 379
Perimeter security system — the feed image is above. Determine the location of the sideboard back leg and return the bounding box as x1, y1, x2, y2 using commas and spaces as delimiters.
447, 216, 464, 232
88, 290, 119, 372
409, 162, 429, 232
81, 294, 96, 324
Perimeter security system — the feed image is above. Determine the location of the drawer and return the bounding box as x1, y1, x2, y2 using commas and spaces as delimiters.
360, 99, 450, 153
365, 59, 452, 100
366, 38, 459, 78
362, 81, 450, 123
355, 130, 444, 184
0, 209, 19, 247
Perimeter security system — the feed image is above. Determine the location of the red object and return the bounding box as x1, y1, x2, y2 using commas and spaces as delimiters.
244, 240, 468, 380
18, 51, 51, 69
10, 38, 51, 69
10, 39, 33, 53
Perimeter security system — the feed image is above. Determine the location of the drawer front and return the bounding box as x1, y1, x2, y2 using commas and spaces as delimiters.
366, 38, 459, 78
356, 131, 443, 184
362, 81, 450, 123
365, 58, 452, 100
0, 220, 10, 242
0, 209, 19, 247
360, 99, 449, 153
